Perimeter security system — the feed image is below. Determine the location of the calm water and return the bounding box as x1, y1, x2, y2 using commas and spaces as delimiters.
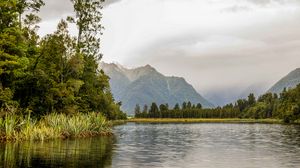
1, 123, 300, 168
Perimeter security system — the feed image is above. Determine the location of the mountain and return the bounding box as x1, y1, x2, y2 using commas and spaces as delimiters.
100, 62, 214, 114
268, 68, 300, 94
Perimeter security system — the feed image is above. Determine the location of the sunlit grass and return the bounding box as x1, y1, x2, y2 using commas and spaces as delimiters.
129, 118, 283, 124
0, 113, 111, 142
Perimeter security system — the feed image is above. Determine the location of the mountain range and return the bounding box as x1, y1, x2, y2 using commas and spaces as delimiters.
100, 61, 300, 114
100, 62, 214, 114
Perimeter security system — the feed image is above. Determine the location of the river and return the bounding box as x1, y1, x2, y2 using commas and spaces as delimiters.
1, 123, 300, 168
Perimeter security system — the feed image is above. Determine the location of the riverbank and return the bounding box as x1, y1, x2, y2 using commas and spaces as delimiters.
0, 113, 112, 142
129, 118, 284, 124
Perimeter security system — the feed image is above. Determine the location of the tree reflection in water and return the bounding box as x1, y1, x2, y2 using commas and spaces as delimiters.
0, 136, 115, 168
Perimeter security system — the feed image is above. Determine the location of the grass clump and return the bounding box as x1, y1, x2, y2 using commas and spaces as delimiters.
0, 113, 111, 142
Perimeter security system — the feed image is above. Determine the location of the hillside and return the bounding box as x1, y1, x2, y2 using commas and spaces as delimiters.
268, 68, 300, 94
100, 63, 214, 114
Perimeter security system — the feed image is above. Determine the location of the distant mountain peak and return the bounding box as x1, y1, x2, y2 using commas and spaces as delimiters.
144, 64, 152, 68
100, 62, 214, 114
144, 64, 156, 69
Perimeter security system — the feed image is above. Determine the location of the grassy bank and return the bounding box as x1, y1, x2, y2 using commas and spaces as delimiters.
0, 113, 111, 142
129, 118, 283, 124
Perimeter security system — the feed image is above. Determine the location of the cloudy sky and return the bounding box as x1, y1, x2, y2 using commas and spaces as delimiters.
38, 0, 300, 105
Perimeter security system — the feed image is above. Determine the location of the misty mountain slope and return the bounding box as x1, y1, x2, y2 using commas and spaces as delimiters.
268, 68, 300, 94
100, 63, 131, 100
166, 77, 212, 107
100, 62, 214, 114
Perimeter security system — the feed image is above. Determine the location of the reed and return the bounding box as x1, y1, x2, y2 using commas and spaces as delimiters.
0, 113, 111, 142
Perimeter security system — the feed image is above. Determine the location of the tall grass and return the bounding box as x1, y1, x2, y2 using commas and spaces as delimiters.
0, 113, 111, 142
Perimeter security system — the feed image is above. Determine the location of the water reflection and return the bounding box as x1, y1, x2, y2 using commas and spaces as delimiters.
113, 123, 300, 168
0, 136, 114, 168
1, 123, 300, 168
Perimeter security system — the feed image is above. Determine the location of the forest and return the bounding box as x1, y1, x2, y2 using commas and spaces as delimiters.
135, 85, 300, 123
0, 0, 126, 141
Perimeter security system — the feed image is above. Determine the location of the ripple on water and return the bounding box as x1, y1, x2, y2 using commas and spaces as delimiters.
112, 123, 300, 168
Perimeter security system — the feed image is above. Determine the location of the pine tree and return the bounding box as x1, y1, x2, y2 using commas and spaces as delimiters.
196, 103, 202, 109
149, 102, 159, 118
0, 1, 26, 109
174, 103, 180, 110
182, 102, 187, 109
187, 101, 192, 109
142, 104, 148, 118
134, 104, 141, 118
248, 93, 256, 106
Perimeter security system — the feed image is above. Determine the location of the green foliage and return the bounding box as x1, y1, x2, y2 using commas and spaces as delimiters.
68, 0, 104, 59
174, 103, 180, 110
135, 86, 300, 123
0, 112, 111, 141
134, 104, 141, 117
0, 0, 126, 121
196, 103, 202, 109
149, 102, 159, 118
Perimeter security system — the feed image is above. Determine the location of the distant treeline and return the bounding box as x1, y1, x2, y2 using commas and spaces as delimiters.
135, 85, 300, 123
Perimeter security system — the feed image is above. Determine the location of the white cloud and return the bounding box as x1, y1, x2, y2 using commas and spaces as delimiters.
38, 0, 300, 105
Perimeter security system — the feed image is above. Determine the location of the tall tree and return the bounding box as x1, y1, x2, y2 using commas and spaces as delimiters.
196, 103, 202, 109
0, 1, 26, 109
149, 102, 159, 118
134, 104, 141, 117
159, 104, 168, 112
174, 103, 180, 110
68, 0, 104, 59
248, 93, 256, 106
67, 0, 124, 119
182, 102, 187, 109
16, 0, 44, 28
187, 101, 192, 109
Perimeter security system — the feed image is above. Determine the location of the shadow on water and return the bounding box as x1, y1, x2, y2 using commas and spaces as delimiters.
0, 136, 115, 168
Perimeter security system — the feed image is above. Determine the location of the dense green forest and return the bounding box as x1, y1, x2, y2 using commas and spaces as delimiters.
135, 85, 300, 123
0, 0, 126, 120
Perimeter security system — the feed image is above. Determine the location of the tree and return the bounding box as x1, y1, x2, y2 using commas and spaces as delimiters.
174, 103, 180, 110
149, 102, 159, 118
187, 101, 192, 109
196, 103, 202, 109
182, 102, 187, 109
0, 1, 27, 109
18, 20, 83, 115
16, 0, 44, 28
236, 99, 247, 112
142, 104, 148, 118
66, 0, 124, 119
248, 93, 256, 106
159, 104, 168, 112
68, 0, 104, 59
134, 104, 141, 118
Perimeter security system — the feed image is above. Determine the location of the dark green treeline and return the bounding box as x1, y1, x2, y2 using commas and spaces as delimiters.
135, 85, 300, 123
0, 0, 126, 120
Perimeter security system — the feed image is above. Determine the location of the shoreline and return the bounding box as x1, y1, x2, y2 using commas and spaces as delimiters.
128, 118, 285, 124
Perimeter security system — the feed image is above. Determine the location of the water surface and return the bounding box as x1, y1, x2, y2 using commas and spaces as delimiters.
0, 137, 114, 168
112, 123, 300, 168
1, 123, 300, 168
